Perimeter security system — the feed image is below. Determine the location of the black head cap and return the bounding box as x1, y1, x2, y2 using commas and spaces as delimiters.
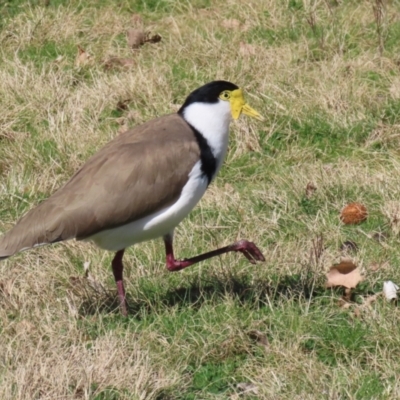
178, 80, 239, 115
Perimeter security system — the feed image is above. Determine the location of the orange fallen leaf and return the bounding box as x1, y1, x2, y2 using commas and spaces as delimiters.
326, 261, 363, 289
340, 202, 368, 225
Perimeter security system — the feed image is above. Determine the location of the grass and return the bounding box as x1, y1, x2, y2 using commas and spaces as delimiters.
1, 0, 400, 398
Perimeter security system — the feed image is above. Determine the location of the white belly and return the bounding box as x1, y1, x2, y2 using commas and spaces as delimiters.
85, 161, 208, 251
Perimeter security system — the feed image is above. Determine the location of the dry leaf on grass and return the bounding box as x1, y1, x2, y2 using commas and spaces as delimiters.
339, 292, 380, 314
369, 262, 380, 272
326, 261, 363, 289
247, 330, 269, 348
305, 181, 317, 198
127, 28, 146, 48
116, 99, 131, 111
103, 57, 135, 70
369, 261, 390, 272
340, 202, 368, 225
127, 29, 162, 49
75, 45, 92, 66
148, 33, 161, 43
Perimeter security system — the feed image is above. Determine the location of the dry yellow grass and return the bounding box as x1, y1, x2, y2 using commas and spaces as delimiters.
0, 0, 400, 398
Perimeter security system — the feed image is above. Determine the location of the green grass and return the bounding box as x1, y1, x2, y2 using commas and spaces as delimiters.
1, 0, 400, 398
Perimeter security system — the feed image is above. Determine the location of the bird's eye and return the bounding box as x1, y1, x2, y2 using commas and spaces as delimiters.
219, 91, 231, 100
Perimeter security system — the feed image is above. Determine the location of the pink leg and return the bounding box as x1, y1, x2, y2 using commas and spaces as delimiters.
164, 234, 265, 272
111, 249, 128, 316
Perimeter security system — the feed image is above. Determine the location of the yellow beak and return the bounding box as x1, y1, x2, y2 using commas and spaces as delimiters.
230, 88, 263, 121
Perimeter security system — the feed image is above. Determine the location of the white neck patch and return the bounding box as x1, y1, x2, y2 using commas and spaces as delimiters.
181, 99, 232, 172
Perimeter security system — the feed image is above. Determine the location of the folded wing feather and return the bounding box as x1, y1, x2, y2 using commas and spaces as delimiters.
0, 114, 200, 258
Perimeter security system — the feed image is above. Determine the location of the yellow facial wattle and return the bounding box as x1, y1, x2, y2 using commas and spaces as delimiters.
219, 88, 263, 120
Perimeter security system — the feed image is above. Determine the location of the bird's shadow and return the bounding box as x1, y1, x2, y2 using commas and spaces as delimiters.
73, 271, 329, 317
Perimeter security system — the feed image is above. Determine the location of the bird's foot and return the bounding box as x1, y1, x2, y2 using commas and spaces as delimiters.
229, 240, 265, 264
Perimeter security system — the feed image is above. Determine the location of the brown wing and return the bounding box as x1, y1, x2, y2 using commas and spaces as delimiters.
0, 114, 200, 258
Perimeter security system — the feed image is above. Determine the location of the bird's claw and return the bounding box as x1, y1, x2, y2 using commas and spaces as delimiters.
231, 240, 265, 264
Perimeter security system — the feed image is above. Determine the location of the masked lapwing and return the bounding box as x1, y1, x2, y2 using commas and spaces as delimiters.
0, 81, 265, 315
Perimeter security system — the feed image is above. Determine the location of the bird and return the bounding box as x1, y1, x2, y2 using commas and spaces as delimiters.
0, 80, 265, 315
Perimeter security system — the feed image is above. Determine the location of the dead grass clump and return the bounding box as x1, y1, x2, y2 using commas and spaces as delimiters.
0, 0, 400, 397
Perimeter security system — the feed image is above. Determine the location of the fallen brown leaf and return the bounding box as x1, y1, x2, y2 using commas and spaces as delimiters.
146, 33, 162, 44
127, 28, 146, 49
116, 99, 131, 112
326, 261, 363, 289
340, 202, 368, 225
127, 29, 162, 49
369, 262, 380, 272
305, 181, 317, 198
103, 57, 135, 70
75, 45, 92, 66
247, 330, 269, 348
